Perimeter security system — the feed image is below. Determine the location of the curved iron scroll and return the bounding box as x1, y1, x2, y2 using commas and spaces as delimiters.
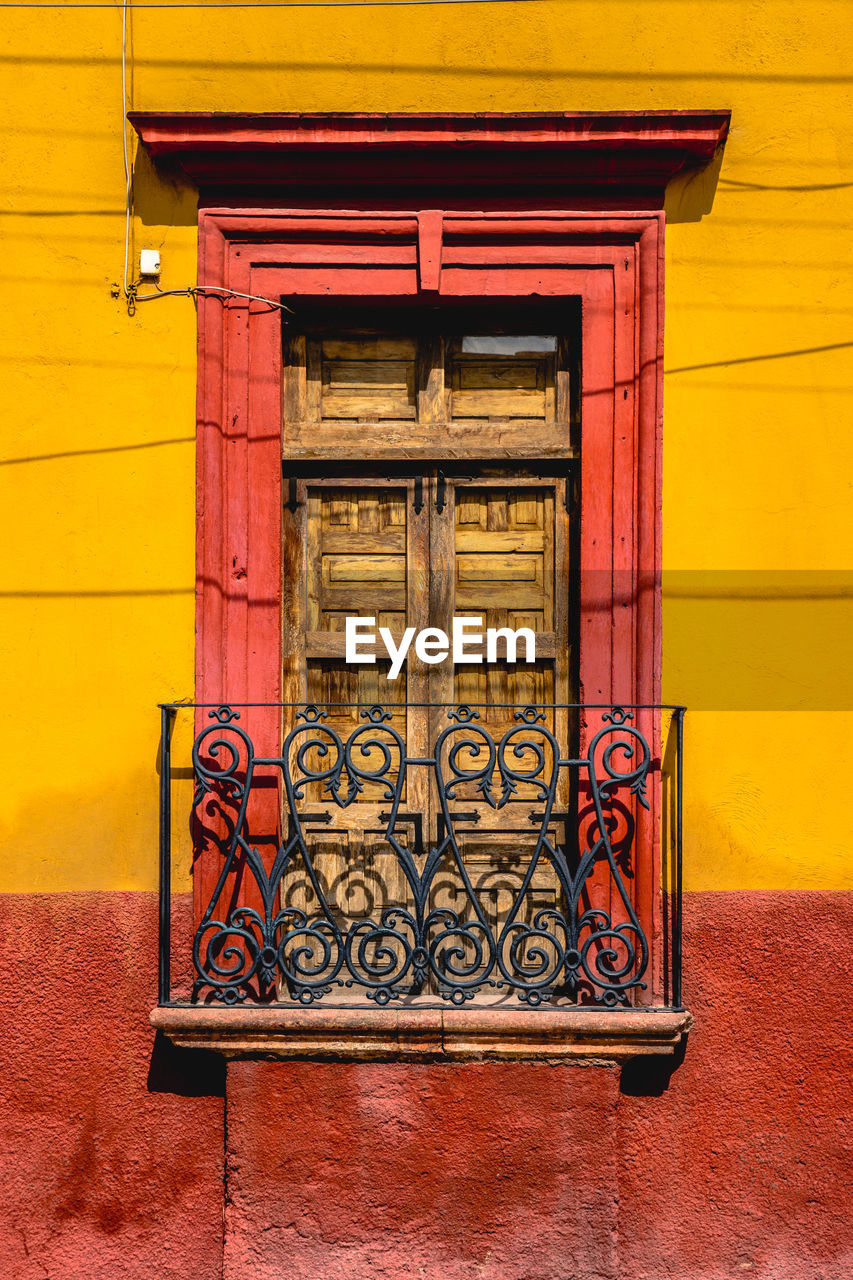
190, 704, 653, 1008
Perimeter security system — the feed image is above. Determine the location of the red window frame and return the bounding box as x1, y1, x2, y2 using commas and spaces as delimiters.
193, 209, 664, 994
194, 211, 661, 706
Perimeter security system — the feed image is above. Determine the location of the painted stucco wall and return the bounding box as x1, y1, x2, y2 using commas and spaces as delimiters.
1, 3, 851, 1278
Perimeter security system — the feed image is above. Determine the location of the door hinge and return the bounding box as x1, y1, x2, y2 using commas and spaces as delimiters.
435, 470, 478, 513
435, 470, 446, 514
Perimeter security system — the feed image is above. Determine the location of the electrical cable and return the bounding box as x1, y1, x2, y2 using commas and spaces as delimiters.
107, 0, 543, 308
121, 0, 132, 299
119, 0, 295, 312
134, 283, 293, 309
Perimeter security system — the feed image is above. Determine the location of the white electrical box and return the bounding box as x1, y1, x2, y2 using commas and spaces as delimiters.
139, 249, 161, 279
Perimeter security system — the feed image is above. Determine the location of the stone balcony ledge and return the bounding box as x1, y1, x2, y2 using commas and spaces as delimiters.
151, 1004, 693, 1061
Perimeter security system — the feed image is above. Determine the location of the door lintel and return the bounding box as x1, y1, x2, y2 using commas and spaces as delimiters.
129, 110, 730, 199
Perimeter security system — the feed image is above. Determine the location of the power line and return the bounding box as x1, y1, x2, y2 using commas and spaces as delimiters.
1, 1, 550, 9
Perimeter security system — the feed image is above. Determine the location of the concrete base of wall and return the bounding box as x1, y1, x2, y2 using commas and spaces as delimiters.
0, 892, 224, 1280
2, 890, 851, 1279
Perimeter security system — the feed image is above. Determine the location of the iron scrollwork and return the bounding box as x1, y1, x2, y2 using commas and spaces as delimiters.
190, 704, 653, 1008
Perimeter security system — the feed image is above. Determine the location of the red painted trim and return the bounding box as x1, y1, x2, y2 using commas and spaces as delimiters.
191, 203, 667, 997
417, 211, 443, 293
131, 110, 729, 153
130, 111, 729, 193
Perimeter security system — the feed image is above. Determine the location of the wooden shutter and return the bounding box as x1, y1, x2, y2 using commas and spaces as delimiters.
281, 324, 577, 993
427, 471, 573, 957
317, 337, 417, 420
282, 325, 576, 461
447, 335, 556, 421
282, 474, 429, 942
285, 472, 430, 785
428, 470, 572, 756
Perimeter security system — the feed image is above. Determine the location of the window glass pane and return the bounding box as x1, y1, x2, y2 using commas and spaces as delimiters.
460, 335, 557, 355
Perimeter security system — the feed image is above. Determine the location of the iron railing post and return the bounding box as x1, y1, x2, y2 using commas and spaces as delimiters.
158, 705, 175, 1005
673, 706, 685, 1010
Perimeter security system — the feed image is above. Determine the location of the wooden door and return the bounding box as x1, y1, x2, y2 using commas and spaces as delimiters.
427, 469, 573, 967
281, 325, 577, 998
282, 473, 429, 940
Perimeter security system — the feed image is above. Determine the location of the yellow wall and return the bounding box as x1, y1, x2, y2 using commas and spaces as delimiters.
1, 1, 851, 894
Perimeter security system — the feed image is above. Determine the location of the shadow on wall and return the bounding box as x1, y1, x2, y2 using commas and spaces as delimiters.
147, 1030, 226, 1098
142, 1029, 686, 1100
619, 1036, 688, 1097
145, 1030, 689, 1100
664, 144, 725, 223
128, 129, 729, 232
133, 144, 198, 231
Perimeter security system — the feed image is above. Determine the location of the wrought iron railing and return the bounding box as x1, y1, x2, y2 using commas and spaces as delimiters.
158, 702, 685, 1012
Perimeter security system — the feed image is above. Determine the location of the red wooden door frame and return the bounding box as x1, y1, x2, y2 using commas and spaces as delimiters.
190, 208, 665, 997
194, 209, 662, 714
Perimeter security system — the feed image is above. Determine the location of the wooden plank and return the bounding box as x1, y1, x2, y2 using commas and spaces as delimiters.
304, 631, 414, 661
322, 337, 416, 361
282, 478, 308, 707
487, 491, 508, 533
455, 529, 544, 552
320, 586, 407, 611
456, 553, 542, 584
306, 338, 322, 421
513, 492, 539, 528
358, 490, 380, 535
305, 631, 557, 661
456, 472, 566, 488
323, 554, 406, 584
305, 490, 322, 634
282, 419, 578, 460
556, 334, 572, 428
385, 491, 406, 528
320, 530, 406, 555
325, 359, 415, 392
282, 334, 307, 427
544, 358, 556, 424
458, 362, 540, 391
451, 631, 556, 660
429, 471, 456, 840
542, 489, 555, 631
326, 491, 355, 529
417, 333, 445, 426
321, 395, 417, 421
406, 474, 431, 824
451, 387, 545, 418
310, 473, 423, 491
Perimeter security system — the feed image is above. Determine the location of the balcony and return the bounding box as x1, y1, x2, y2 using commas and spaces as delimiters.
153, 702, 690, 1059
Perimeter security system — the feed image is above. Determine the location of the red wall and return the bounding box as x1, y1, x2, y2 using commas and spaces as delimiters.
0, 894, 224, 1280
2, 891, 851, 1279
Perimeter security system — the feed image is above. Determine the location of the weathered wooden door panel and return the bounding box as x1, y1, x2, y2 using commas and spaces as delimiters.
282, 327, 577, 462
427, 471, 574, 976
429, 472, 571, 751
282, 326, 578, 999
284, 474, 429, 827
